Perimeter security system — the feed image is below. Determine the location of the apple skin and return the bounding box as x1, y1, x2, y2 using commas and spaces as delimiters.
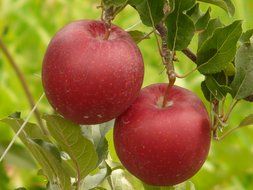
114, 83, 211, 186
42, 20, 144, 124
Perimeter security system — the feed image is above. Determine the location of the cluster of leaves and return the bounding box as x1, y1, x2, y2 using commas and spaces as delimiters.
1, 114, 119, 190
103, 0, 253, 137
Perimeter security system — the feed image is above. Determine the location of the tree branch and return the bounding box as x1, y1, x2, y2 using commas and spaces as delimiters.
0, 38, 47, 135
154, 35, 197, 64
182, 48, 197, 63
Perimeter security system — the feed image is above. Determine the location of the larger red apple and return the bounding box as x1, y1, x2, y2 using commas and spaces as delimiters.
114, 83, 211, 186
42, 20, 144, 124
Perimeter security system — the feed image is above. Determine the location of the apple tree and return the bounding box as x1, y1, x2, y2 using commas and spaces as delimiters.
0, 0, 253, 189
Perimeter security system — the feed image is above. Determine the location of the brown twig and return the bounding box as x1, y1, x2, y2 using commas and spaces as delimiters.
155, 24, 172, 66
182, 48, 197, 63
155, 34, 199, 78
0, 38, 47, 135
155, 35, 197, 64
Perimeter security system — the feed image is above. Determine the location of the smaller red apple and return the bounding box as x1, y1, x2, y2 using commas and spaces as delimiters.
114, 83, 211, 186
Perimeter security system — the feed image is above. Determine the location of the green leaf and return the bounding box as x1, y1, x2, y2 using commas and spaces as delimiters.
80, 161, 109, 189
195, 8, 211, 31
128, 30, 150, 43
197, 20, 242, 74
186, 4, 211, 32
224, 62, 236, 76
92, 137, 108, 167
0, 116, 49, 142
82, 121, 113, 166
198, 18, 223, 49
33, 139, 61, 161
105, 157, 123, 171
186, 3, 202, 23
0, 118, 53, 179
0, 117, 71, 189
81, 167, 107, 189
166, 0, 196, 50
9, 112, 21, 119
43, 114, 98, 179
129, 0, 165, 26
205, 76, 231, 100
203, 72, 232, 101
201, 81, 213, 102
231, 43, 253, 99
110, 169, 133, 190
240, 29, 253, 44
213, 71, 229, 85
173, 0, 196, 12
239, 114, 253, 127
30, 139, 71, 190
197, 0, 235, 16
41, 156, 76, 178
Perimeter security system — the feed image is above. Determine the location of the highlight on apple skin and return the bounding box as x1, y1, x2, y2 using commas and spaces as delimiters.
42, 20, 144, 125
114, 83, 211, 186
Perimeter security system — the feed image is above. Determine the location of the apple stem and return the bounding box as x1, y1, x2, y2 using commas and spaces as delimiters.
103, 26, 111, 40
155, 23, 176, 107
162, 72, 176, 107
101, 5, 114, 40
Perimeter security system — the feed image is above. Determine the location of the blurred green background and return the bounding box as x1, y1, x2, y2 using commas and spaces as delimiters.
0, 0, 253, 189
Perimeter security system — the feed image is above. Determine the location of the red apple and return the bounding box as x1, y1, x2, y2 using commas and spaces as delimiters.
114, 83, 211, 186
42, 20, 144, 124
